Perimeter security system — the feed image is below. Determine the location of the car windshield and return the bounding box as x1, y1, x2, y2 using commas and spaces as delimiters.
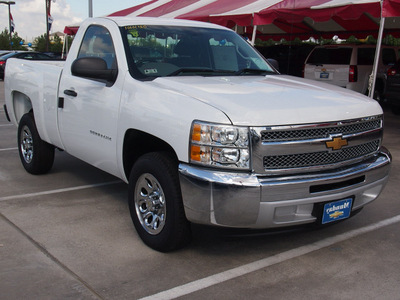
121, 25, 275, 79
1, 52, 19, 59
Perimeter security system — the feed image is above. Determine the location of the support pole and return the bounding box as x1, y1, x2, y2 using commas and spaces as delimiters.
369, 1, 385, 99
251, 25, 257, 46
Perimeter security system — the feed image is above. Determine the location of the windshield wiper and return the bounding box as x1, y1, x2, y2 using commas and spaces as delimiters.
167, 67, 215, 76
235, 68, 275, 75
167, 68, 238, 77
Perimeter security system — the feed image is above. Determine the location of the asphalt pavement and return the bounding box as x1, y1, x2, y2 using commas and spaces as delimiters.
1, 80, 399, 300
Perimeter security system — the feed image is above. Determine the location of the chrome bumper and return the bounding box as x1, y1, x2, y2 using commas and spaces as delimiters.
178, 147, 391, 228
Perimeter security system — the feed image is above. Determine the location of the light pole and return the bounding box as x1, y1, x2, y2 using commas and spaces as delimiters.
45, 0, 50, 51
89, 0, 93, 17
0, 1, 16, 50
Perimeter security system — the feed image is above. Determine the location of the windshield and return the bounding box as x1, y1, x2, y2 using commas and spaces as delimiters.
121, 25, 275, 79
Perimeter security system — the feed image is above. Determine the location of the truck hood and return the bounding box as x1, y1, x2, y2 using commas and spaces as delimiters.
150, 75, 382, 126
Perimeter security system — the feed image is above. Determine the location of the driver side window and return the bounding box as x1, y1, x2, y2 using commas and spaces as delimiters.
78, 25, 117, 69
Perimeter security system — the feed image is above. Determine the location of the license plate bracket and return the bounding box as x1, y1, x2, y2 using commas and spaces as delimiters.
320, 71, 329, 79
321, 198, 353, 224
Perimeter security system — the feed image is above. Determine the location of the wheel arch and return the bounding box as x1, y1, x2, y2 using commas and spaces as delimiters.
122, 129, 179, 180
11, 91, 33, 124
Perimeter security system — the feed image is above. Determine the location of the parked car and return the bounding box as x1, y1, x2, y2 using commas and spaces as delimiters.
256, 44, 315, 77
0, 51, 52, 80
0, 50, 12, 56
384, 59, 400, 114
303, 44, 399, 100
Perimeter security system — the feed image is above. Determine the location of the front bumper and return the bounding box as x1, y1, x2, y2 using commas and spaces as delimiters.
179, 147, 391, 228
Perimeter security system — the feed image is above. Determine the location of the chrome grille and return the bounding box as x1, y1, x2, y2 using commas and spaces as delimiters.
263, 140, 380, 169
261, 117, 381, 142
251, 115, 383, 174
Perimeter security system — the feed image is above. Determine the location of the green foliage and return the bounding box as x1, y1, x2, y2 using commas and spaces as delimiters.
33, 33, 73, 53
255, 39, 276, 46
254, 33, 400, 47
345, 35, 360, 44
0, 28, 25, 50
319, 37, 333, 45
292, 37, 302, 45
365, 35, 377, 44
383, 34, 400, 46
33, 34, 47, 52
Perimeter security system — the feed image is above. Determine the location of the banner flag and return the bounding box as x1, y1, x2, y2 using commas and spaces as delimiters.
10, 12, 15, 33
48, 13, 53, 32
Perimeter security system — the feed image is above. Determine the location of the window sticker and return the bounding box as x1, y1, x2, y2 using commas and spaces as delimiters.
124, 25, 147, 30
129, 30, 139, 38
144, 68, 158, 74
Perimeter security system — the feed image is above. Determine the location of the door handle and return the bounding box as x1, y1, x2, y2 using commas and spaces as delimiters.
64, 89, 77, 97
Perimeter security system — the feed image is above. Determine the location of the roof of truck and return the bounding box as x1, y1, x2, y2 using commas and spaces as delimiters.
102, 16, 230, 30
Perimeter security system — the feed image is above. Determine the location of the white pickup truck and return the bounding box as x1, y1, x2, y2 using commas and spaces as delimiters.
4, 17, 391, 252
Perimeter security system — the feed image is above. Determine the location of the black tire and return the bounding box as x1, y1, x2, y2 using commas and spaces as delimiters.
392, 106, 400, 115
128, 152, 191, 252
373, 89, 383, 103
17, 112, 55, 175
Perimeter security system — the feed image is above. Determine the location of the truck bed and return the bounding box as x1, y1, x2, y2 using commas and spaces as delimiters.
5, 58, 65, 148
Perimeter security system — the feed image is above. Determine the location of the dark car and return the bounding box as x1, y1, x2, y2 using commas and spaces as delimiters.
0, 50, 12, 56
384, 59, 400, 115
256, 44, 315, 77
0, 51, 52, 80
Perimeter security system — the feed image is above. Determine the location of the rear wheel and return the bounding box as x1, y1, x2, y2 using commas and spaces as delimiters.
18, 112, 55, 174
373, 88, 383, 103
367, 87, 383, 103
392, 106, 400, 115
128, 152, 191, 252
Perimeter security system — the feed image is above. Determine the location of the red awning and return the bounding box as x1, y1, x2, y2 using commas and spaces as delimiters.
64, 0, 400, 39
63, 25, 80, 35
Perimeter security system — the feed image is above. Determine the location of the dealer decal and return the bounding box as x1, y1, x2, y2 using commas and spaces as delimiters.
322, 198, 353, 224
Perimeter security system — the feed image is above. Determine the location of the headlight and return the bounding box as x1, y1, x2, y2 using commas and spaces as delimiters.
190, 121, 250, 170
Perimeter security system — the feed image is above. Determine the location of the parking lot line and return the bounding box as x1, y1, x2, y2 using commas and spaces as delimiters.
0, 211, 106, 300
139, 214, 400, 300
0, 181, 122, 202
0, 147, 17, 152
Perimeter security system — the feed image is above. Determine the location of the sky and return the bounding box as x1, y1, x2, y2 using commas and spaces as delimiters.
0, 0, 149, 42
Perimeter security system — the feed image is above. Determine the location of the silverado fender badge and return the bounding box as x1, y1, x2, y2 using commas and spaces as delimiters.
326, 136, 348, 151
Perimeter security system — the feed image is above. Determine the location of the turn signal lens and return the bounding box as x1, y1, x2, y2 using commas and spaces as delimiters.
349, 65, 357, 82
189, 121, 250, 170
387, 68, 397, 76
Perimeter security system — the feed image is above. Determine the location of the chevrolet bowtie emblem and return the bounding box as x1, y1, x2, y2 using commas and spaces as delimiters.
326, 136, 348, 150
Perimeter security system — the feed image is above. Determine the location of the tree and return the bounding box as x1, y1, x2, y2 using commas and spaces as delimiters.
33, 34, 47, 52
0, 28, 25, 50
345, 35, 359, 44
365, 35, 377, 44
34, 33, 73, 54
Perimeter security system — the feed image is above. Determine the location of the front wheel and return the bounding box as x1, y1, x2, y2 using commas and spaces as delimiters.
128, 152, 191, 252
392, 106, 400, 115
18, 112, 55, 175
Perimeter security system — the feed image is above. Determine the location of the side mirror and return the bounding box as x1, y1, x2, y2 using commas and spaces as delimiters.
71, 57, 117, 83
267, 58, 279, 72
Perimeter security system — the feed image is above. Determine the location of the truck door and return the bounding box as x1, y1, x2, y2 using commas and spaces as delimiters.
58, 25, 122, 177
